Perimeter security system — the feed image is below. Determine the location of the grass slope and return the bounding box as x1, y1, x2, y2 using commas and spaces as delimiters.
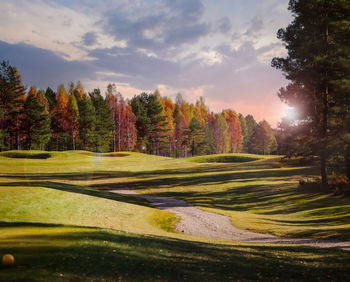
0, 151, 350, 280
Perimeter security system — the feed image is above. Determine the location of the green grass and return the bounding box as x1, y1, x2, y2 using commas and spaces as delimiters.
0, 150, 350, 280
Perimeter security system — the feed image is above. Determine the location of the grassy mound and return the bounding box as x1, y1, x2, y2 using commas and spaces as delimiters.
0, 151, 51, 159
188, 153, 266, 163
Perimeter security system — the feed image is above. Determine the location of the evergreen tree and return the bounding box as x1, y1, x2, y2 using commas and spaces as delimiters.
0, 61, 25, 150
131, 92, 168, 154
22, 94, 51, 150
78, 95, 96, 150
45, 87, 57, 111
184, 117, 207, 156
147, 93, 168, 155
68, 94, 79, 150
131, 93, 151, 152
272, 0, 350, 187
89, 89, 113, 152
245, 115, 258, 153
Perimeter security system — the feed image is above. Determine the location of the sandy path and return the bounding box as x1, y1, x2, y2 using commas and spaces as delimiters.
112, 190, 350, 252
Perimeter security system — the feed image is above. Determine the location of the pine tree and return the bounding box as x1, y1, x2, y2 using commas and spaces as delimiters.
185, 117, 207, 156
78, 95, 96, 150
22, 94, 51, 150
45, 87, 57, 111
245, 115, 258, 153
131, 92, 168, 154
68, 94, 79, 150
0, 61, 25, 150
272, 0, 350, 187
90, 89, 113, 152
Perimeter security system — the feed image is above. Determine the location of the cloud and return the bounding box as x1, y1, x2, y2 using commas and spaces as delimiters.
216, 17, 232, 34
102, 0, 211, 57
82, 32, 98, 46
0, 0, 291, 126
0, 41, 95, 89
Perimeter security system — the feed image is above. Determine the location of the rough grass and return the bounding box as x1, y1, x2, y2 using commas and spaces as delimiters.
1, 150, 350, 280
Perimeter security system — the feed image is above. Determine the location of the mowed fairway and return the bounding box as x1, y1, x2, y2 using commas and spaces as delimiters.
0, 151, 350, 281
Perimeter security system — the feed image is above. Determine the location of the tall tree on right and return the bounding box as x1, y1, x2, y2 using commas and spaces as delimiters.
272, 0, 350, 187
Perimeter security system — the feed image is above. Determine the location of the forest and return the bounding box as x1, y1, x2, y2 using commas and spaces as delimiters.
0, 61, 278, 157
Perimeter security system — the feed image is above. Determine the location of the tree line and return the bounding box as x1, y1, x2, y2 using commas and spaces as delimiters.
0, 61, 278, 156
272, 0, 350, 186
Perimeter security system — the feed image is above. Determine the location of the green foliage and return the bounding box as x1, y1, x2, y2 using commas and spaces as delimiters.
131, 93, 168, 154
89, 89, 113, 152
272, 0, 350, 186
78, 96, 96, 150
0, 61, 25, 150
44, 87, 57, 110
184, 117, 208, 156
22, 93, 51, 150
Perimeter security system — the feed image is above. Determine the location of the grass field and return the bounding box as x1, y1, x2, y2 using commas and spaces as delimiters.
0, 150, 350, 281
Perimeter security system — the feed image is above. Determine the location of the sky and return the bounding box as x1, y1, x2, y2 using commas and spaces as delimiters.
0, 0, 293, 126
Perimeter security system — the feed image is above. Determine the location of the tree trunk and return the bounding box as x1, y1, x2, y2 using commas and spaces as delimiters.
72, 128, 75, 150
345, 149, 350, 181
118, 110, 121, 152
320, 154, 328, 190
320, 21, 330, 189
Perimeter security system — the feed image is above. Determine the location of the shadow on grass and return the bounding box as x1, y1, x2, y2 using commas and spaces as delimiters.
0, 181, 150, 208
1, 222, 349, 281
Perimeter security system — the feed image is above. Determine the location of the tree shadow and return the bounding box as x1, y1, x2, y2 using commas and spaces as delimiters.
1, 222, 349, 281
0, 181, 150, 207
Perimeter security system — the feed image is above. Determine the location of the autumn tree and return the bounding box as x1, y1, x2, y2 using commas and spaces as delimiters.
249, 120, 277, 155
209, 113, 228, 154
222, 109, 243, 153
